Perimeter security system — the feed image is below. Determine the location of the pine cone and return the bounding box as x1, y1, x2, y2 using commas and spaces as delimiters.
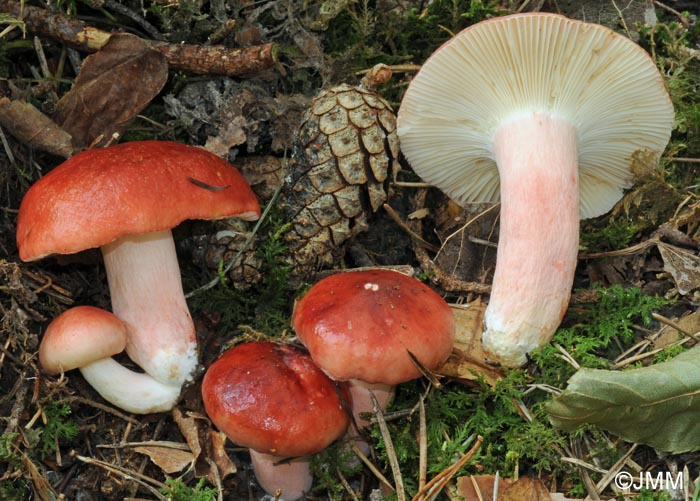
280, 65, 400, 282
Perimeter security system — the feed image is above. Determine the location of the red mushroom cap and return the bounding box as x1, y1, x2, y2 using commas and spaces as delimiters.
39, 306, 127, 374
16, 140, 261, 261
292, 269, 456, 385
201, 341, 350, 458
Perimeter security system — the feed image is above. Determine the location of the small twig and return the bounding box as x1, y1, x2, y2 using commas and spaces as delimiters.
21, 269, 73, 297
418, 397, 427, 494
652, 312, 700, 343
65, 396, 142, 426
613, 338, 692, 369
578, 237, 658, 259
594, 444, 638, 494
371, 391, 406, 501
33, 35, 52, 78
97, 440, 191, 450
383, 203, 439, 252
435, 203, 499, 259
668, 157, 700, 163
337, 468, 362, 501
411, 435, 484, 501
102, 0, 164, 40
70, 451, 167, 498
560, 457, 608, 474
555, 344, 581, 370
392, 180, 434, 188
0, 0, 276, 76
355, 64, 421, 76
653, 0, 690, 27
349, 442, 395, 492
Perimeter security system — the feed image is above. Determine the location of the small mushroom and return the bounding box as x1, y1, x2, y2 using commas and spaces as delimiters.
291, 269, 455, 451
40, 306, 180, 413
201, 341, 350, 500
17, 140, 260, 411
397, 13, 674, 367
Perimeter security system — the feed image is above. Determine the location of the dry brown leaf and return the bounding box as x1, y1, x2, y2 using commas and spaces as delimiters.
455, 475, 558, 501
207, 430, 237, 482
133, 445, 193, 474
53, 33, 168, 150
500, 476, 551, 501
653, 309, 700, 350
436, 301, 504, 386
657, 242, 700, 295
172, 408, 202, 459
204, 115, 248, 156
0, 97, 73, 157
454, 474, 512, 500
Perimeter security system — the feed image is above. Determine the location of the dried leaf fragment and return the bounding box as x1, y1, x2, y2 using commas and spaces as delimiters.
435, 302, 504, 386
53, 33, 168, 150
657, 241, 700, 295
455, 475, 561, 501
134, 444, 194, 474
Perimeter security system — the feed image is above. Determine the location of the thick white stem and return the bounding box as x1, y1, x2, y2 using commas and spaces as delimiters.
80, 358, 180, 414
482, 113, 579, 367
102, 230, 197, 386
249, 449, 312, 501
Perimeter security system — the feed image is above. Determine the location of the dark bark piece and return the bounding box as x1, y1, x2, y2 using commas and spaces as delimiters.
0, 0, 277, 76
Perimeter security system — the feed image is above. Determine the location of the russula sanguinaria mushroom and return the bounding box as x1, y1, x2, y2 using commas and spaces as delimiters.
291, 269, 455, 450
17, 140, 260, 411
201, 341, 350, 500
40, 306, 180, 413
397, 13, 674, 367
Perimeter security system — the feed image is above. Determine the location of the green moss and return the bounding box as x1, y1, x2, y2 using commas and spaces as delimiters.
579, 217, 639, 252
38, 401, 79, 457
160, 477, 218, 501
0, 478, 31, 501
532, 285, 671, 381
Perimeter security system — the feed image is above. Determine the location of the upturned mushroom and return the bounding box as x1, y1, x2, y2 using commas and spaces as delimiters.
17, 140, 260, 411
201, 341, 350, 500
291, 269, 455, 450
397, 13, 673, 367
40, 306, 180, 413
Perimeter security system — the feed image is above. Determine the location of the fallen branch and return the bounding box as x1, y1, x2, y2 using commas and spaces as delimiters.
0, 0, 277, 76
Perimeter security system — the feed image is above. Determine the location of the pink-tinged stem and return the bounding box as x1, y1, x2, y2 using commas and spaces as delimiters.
482, 112, 579, 367
249, 449, 312, 501
101, 230, 197, 386
346, 380, 394, 455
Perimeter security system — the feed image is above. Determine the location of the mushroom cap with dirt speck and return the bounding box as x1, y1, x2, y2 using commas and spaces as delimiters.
291, 269, 456, 385
397, 12, 674, 219
201, 341, 351, 458
16, 140, 261, 261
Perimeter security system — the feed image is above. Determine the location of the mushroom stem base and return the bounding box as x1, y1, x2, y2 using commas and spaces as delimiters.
249, 449, 312, 501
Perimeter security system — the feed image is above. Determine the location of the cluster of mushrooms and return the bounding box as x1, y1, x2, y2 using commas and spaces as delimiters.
17, 11, 675, 501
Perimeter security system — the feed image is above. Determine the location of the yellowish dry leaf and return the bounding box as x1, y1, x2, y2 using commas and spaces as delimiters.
134, 445, 194, 474
436, 301, 504, 386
